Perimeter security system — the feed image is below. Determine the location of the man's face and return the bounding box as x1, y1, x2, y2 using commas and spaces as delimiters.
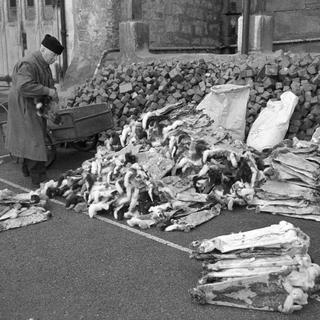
42, 48, 58, 65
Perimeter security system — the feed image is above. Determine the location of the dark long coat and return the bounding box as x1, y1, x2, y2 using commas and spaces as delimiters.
5, 51, 54, 161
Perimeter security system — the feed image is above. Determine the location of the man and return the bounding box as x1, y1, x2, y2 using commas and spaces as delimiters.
5, 34, 64, 187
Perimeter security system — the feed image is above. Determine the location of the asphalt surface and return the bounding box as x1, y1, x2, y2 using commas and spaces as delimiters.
1, 145, 320, 320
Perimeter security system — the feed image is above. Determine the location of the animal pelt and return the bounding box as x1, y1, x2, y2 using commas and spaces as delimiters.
135, 190, 161, 215
145, 120, 165, 142
65, 193, 85, 209
104, 131, 122, 151
234, 157, 253, 183
34, 95, 61, 124
35, 95, 52, 117
124, 152, 137, 165
189, 139, 209, 161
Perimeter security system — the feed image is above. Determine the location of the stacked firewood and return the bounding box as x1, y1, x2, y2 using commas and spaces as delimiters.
249, 138, 320, 220
190, 221, 320, 313
0, 189, 51, 232
66, 52, 320, 140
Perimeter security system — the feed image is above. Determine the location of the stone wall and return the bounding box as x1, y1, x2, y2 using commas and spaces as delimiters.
141, 0, 226, 49
75, 0, 120, 58
265, 0, 320, 41
68, 0, 320, 66
62, 0, 120, 90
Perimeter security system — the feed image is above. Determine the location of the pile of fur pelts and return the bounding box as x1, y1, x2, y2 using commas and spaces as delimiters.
118, 102, 266, 210
40, 102, 266, 231
249, 137, 320, 220
0, 189, 51, 232
40, 145, 222, 232
189, 221, 320, 313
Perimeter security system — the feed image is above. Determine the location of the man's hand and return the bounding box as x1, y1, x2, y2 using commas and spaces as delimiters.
48, 88, 59, 102
48, 88, 56, 97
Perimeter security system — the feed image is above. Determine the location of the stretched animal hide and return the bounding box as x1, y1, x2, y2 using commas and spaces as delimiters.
190, 221, 309, 254
190, 272, 310, 313
165, 204, 221, 232
0, 189, 51, 232
190, 221, 320, 313
0, 209, 51, 231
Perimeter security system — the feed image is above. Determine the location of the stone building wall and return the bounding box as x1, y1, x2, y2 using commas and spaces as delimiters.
62, 0, 120, 90
264, 0, 320, 42
140, 0, 227, 49
71, 0, 320, 59
74, 0, 120, 58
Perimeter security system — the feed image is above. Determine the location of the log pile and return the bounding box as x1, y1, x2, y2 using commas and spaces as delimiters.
250, 138, 320, 220
66, 51, 320, 141
189, 221, 320, 313
0, 189, 51, 231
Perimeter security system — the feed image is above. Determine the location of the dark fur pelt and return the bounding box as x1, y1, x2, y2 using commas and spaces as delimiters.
35, 96, 52, 117
124, 152, 137, 164
34, 95, 62, 124
65, 193, 85, 209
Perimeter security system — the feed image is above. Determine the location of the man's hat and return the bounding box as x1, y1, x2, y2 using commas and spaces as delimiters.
41, 34, 64, 55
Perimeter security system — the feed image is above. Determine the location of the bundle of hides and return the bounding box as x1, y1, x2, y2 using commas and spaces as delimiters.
41, 102, 265, 231
0, 189, 51, 232
249, 138, 320, 221
189, 221, 320, 313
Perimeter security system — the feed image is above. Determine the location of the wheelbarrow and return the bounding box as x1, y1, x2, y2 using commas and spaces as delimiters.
0, 102, 114, 168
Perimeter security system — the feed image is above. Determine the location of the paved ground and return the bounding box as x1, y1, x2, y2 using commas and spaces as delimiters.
1, 145, 320, 320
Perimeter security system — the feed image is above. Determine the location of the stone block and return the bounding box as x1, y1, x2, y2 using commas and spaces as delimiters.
193, 94, 202, 103
302, 82, 315, 92
297, 68, 308, 79
167, 95, 177, 104
173, 91, 182, 99
311, 74, 320, 85
263, 77, 275, 89
199, 81, 206, 92
240, 68, 255, 78
307, 64, 317, 75
113, 99, 124, 110
256, 86, 265, 94
119, 82, 133, 93
169, 69, 183, 82
288, 65, 298, 77
311, 96, 319, 105
305, 91, 312, 102
265, 64, 278, 76
109, 92, 118, 100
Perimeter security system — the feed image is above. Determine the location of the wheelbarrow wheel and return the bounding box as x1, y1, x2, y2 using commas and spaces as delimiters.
45, 133, 57, 168
70, 134, 98, 152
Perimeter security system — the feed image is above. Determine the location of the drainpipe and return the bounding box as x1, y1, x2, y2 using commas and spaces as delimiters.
241, 0, 251, 54
59, 0, 68, 76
